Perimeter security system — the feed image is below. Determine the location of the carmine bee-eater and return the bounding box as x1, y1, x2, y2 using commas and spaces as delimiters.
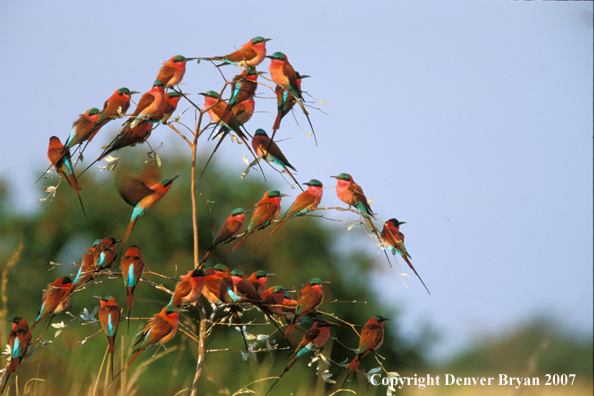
169, 268, 205, 307
126, 306, 179, 368
98, 295, 121, 379
282, 291, 298, 324
93, 237, 119, 271
116, 165, 179, 243
30, 276, 73, 332
271, 179, 323, 235
120, 246, 145, 333
126, 80, 165, 129
1, 317, 32, 393
71, 248, 96, 292
266, 52, 316, 144
200, 208, 248, 265
96, 87, 139, 127
381, 219, 430, 294
247, 270, 269, 295
201, 267, 233, 306
63, 108, 101, 151
261, 286, 286, 316
228, 68, 259, 110
208, 36, 271, 69
251, 129, 302, 189
286, 278, 325, 335
47, 136, 85, 216
331, 173, 379, 232
265, 321, 331, 395
272, 72, 309, 136
199, 91, 259, 177
156, 55, 197, 88
232, 98, 255, 126
152, 91, 185, 124
348, 315, 388, 372
230, 190, 289, 254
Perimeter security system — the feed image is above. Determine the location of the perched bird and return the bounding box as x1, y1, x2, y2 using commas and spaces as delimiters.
156, 55, 197, 88
272, 72, 309, 135
251, 129, 301, 189
282, 291, 298, 324
247, 270, 270, 295
93, 237, 119, 271
348, 316, 388, 372
232, 98, 255, 126
1, 317, 32, 393
331, 173, 378, 233
286, 278, 325, 335
96, 87, 139, 128
125, 80, 165, 129
228, 68, 259, 110
152, 91, 184, 124
170, 268, 205, 306
230, 190, 289, 254
63, 108, 101, 151
200, 208, 248, 265
71, 247, 96, 291
116, 165, 179, 242
271, 179, 323, 235
381, 219, 430, 294
47, 136, 85, 216
30, 276, 73, 332
209, 36, 271, 69
126, 306, 179, 368
267, 52, 316, 144
265, 321, 331, 395
261, 286, 286, 316
98, 295, 121, 379
229, 269, 262, 301
199, 91, 258, 177
120, 246, 145, 332
201, 267, 234, 306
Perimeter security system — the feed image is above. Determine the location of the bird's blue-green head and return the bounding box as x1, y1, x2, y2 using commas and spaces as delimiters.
161, 175, 180, 187
231, 208, 245, 216
373, 315, 390, 322
89, 108, 100, 116
267, 52, 285, 61
230, 269, 244, 277
309, 278, 323, 286
304, 179, 323, 188
191, 268, 205, 278
153, 80, 164, 88
214, 263, 228, 272
254, 129, 268, 137
252, 36, 271, 44
332, 173, 352, 182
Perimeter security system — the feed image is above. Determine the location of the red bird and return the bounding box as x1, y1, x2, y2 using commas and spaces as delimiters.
381, 219, 430, 294
115, 165, 179, 243
126, 80, 165, 129
30, 276, 73, 331
247, 270, 269, 295
170, 268, 205, 306
126, 306, 179, 368
156, 55, 197, 88
93, 237, 118, 271
200, 208, 248, 265
1, 317, 32, 393
98, 295, 121, 379
63, 107, 101, 151
348, 316, 389, 372
271, 179, 323, 235
230, 190, 288, 254
227, 68, 259, 109
210, 36, 271, 69
120, 246, 145, 332
232, 98, 255, 126
96, 87, 139, 128
286, 278, 325, 335
47, 136, 85, 216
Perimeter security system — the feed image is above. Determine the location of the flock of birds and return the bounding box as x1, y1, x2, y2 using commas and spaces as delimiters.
3, 36, 429, 394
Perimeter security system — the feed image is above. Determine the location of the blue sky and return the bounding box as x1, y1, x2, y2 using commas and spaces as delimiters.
1, 1, 592, 362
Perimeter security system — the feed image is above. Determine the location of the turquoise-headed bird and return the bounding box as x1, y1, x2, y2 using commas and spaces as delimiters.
1, 317, 32, 394
116, 165, 179, 243
232, 98, 255, 126
126, 306, 179, 367
93, 237, 119, 271
47, 136, 85, 216
267, 52, 316, 145
63, 107, 101, 151
200, 208, 248, 265
30, 276, 73, 332
271, 179, 323, 235
247, 270, 269, 295
208, 36, 271, 69
120, 246, 145, 333
156, 55, 197, 88
98, 295, 121, 379
265, 321, 331, 395
125, 80, 165, 129
96, 87, 139, 128
230, 190, 289, 254
381, 219, 430, 294
251, 129, 302, 189
286, 278, 325, 335
272, 72, 309, 135
170, 268, 205, 306
228, 68, 259, 110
